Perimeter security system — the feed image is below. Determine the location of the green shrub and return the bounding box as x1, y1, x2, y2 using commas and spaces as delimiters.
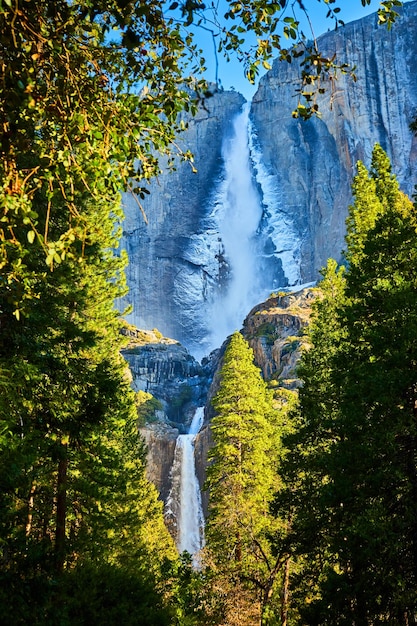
136, 391, 163, 426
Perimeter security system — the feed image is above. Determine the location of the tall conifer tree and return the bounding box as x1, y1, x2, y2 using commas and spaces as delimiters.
288, 146, 417, 624
205, 331, 286, 625
0, 193, 177, 621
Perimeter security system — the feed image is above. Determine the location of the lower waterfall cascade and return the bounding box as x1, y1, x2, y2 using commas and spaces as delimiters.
166, 407, 205, 564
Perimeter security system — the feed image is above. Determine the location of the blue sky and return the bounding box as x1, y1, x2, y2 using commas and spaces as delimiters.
193, 0, 400, 100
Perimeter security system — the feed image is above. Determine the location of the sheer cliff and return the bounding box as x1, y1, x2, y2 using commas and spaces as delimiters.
251, 1, 417, 280
120, 2, 417, 356
120, 89, 246, 357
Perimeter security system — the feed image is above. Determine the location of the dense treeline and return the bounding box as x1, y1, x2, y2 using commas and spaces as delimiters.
201, 145, 417, 625
274, 146, 417, 625
282, 145, 417, 624
0, 0, 192, 621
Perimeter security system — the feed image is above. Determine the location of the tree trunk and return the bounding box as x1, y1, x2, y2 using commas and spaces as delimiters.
406, 393, 417, 624
235, 530, 242, 562
55, 443, 68, 572
411, 394, 417, 587
280, 557, 290, 626
25, 482, 36, 537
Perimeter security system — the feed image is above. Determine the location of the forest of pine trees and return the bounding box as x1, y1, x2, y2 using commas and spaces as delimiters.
1, 1, 415, 624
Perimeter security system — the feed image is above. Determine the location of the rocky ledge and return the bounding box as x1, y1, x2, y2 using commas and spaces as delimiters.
121, 325, 215, 516
242, 287, 317, 388
121, 326, 211, 424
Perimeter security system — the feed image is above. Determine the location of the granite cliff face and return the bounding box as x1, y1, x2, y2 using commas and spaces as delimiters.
120, 89, 246, 357
120, 2, 417, 356
251, 1, 417, 280
139, 423, 179, 504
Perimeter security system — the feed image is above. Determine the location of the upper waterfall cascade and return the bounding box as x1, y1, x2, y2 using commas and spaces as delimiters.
207, 103, 265, 351
120, 2, 417, 356
206, 103, 301, 354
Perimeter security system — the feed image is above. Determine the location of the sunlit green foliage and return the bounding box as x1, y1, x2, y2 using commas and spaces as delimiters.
136, 390, 163, 426
204, 331, 291, 625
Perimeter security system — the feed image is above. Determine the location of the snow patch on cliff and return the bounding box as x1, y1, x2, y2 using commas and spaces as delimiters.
248, 117, 302, 287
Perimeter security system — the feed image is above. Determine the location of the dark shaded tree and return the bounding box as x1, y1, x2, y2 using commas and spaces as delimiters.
286, 146, 417, 624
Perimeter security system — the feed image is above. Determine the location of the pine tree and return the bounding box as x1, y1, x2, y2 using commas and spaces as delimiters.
288, 146, 417, 624
281, 260, 347, 620
204, 331, 285, 625
0, 194, 177, 620
328, 169, 417, 624
345, 144, 401, 268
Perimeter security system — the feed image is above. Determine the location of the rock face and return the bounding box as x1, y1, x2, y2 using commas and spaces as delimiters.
122, 327, 211, 422
139, 422, 179, 504
251, 1, 417, 280
242, 288, 316, 388
193, 424, 213, 516
121, 327, 215, 518
120, 89, 246, 356
120, 2, 417, 356
204, 288, 315, 419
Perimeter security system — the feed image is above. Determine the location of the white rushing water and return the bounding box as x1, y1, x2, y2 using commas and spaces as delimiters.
169, 407, 205, 563
205, 103, 302, 353
208, 103, 265, 349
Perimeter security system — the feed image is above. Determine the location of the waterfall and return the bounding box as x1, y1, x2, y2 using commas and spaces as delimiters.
166, 407, 205, 564
207, 103, 265, 350
205, 102, 301, 354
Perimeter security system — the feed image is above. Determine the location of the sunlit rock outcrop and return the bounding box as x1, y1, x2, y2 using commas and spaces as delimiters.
242, 287, 317, 388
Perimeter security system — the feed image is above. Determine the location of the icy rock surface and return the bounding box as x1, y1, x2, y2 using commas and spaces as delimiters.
251, 1, 417, 280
